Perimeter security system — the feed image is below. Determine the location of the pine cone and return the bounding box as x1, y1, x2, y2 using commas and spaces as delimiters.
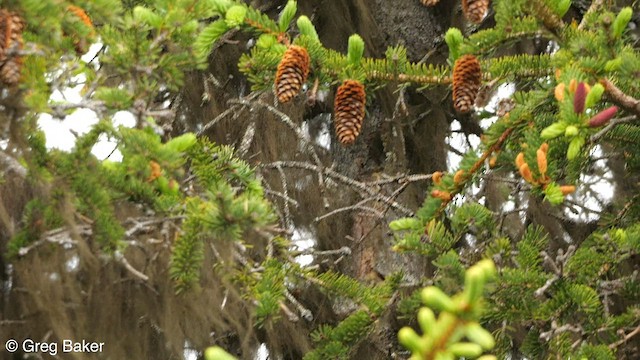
0, 9, 25, 86
421, 0, 440, 6
462, 0, 490, 24
1, 57, 22, 85
452, 54, 482, 114
334, 79, 366, 146
275, 45, 310, 103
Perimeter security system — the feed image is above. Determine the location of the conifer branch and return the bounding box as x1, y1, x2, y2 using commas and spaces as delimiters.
600, 78, 640, 116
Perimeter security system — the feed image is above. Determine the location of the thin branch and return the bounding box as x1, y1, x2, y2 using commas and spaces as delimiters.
263, 161, 413, 215
114, 251, 149, 282
263, 188, 299, 207
18, 226, 89, 256
284, 289, 313, 321
314, 201, 384, 223
600, 78, 640, 116
275, 164, 293, 229
589, 115, 636, 143
609, 324, 640, 349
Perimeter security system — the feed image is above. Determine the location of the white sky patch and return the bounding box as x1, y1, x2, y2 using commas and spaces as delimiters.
292, 227, 315, 267
38, 109, 98, 151
255, 343, 268, 360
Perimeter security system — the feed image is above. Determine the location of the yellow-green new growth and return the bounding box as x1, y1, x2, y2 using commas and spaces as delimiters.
297, 15, 318, 40
278, 0, 297, 32
347, 34, 365, 66
399, 259, 497, 359
445, 28, 464, 62
612, 7, 633, 38
205, 346, 237, 360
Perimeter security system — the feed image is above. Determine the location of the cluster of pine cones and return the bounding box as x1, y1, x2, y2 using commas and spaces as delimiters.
421, 0, 491, 24
275, 45, 366, 146
273, 0, 491, 144
0, 9, 25, 86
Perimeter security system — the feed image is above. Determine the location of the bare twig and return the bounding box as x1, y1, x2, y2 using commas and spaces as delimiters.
314, 201, 384, 223
284, 289, 313, 321
590, 115, 636, 143
275, 164, 293, 229
18, 226, 89, 256
263, 161, 413, 215
540, 321, 583, 342
114, 251, 149, 282
609, 324, 640, 349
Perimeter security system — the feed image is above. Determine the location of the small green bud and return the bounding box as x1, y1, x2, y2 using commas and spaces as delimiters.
478, 356, 498, 360
165, 133, 197, 153
398, 327, 425, 353
564, 125, 579, 137
278, 1, 297, 32
474, 259, 496, 280
445, 28, 464, 61
256, 34, 277, 49
133, 6, 163, 28
449, 342, 484, 358
567, 136, 585, 160
541, 122, 567, 139
432, 312, 458, 342
556, 0, 571, 17
434, 350, 455, 360
297, 16, 319, 39
347, 34, 365, 66
389, 218, 421, 231
463, 265, 485, 303
422, 287, 456, 313
225, 5, 247, 27
543, 182, 565, 205
613, 7, 633, 38
156, 176, 171, 195
465, 322, 496, 350
102, 160, 119, 172
604, 58, 622, 71
205, 346, 237, 360
418, 307, 436, 335
584, 83, 605, 109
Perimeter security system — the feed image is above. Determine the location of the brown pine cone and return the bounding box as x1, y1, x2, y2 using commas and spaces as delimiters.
452, 54, 482, 114
421, 0, 440, 6
462, 0, 490, 24
275, 45, 310, 103
334, 79, 366, 146
0, 9, 25, 86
